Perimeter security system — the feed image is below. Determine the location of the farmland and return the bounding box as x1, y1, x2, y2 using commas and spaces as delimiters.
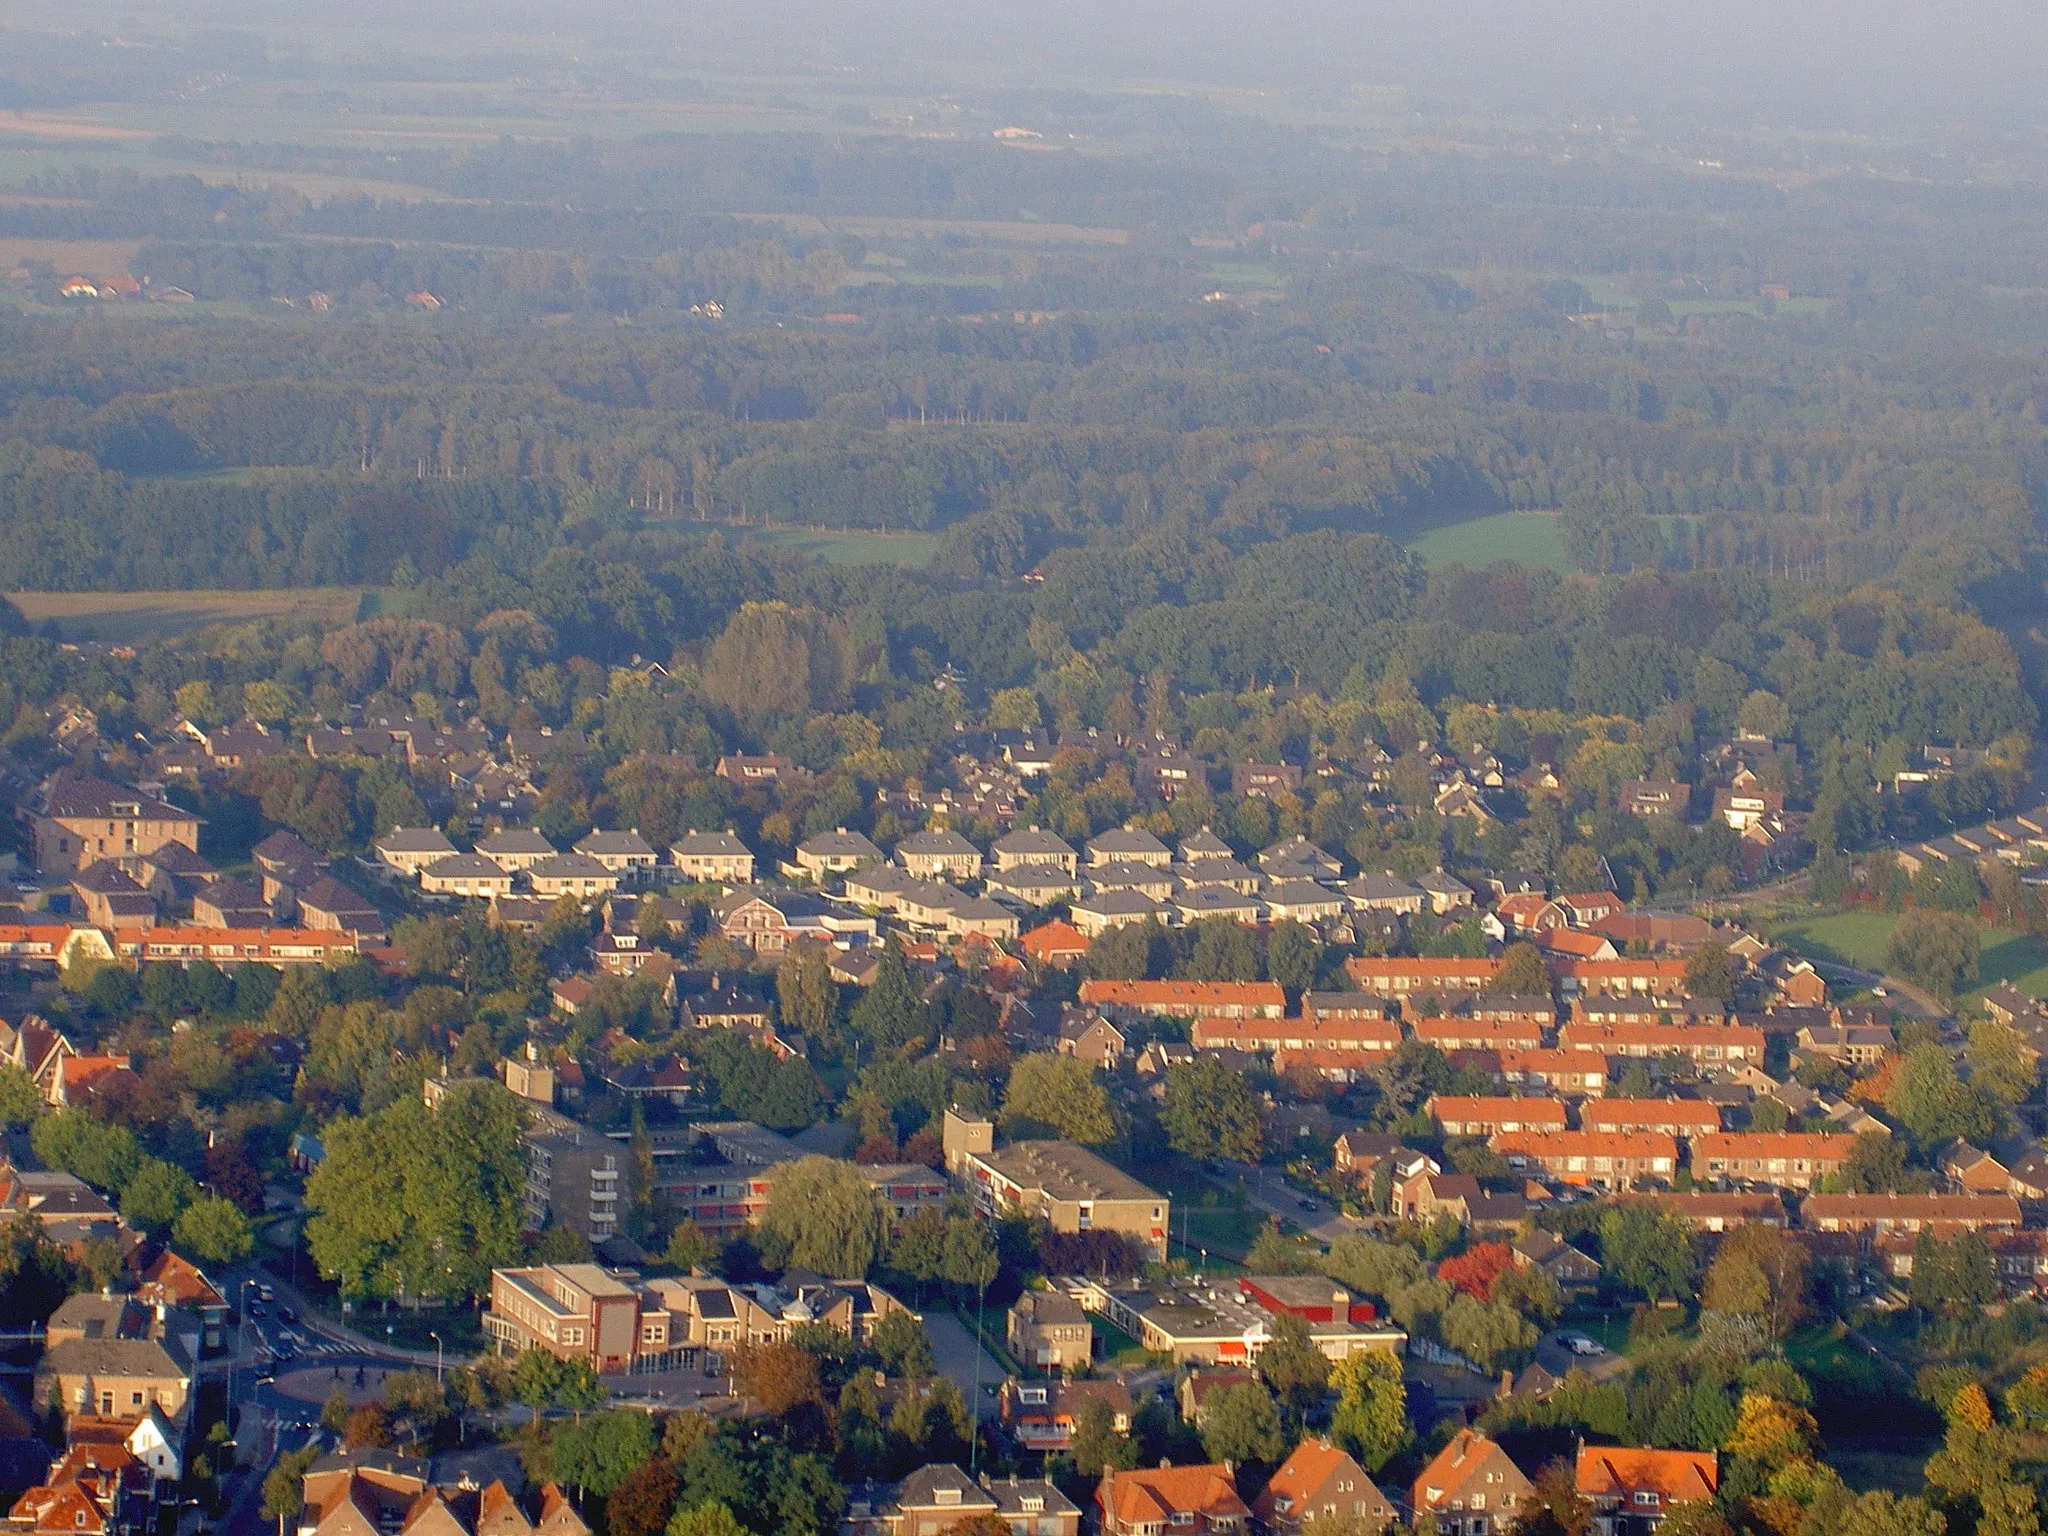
9, 588, 370, 644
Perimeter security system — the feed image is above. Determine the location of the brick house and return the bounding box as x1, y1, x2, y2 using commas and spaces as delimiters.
1575, 1447, 1717, 1536
1412, 1430, 1530, 1536
1095, 1465, 1249, 1536
1254, 1440, 1394, 1535
1007, 1289, 1092, 1371
32, 772, 203, 876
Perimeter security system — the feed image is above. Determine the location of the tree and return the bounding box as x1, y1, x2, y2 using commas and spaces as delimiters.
1910, 1230, 1999, 1316
669, 1505, 750, 1536
1884, 910, 1979, 1002
848, 942, 928, 1056
1330, 1350, 1408, 1472
0, 1066, 39, 1128
700, 602, 851, 725
532, 1224, 594, 1265
1001, 1054, 1119, 1145
1257, 1312, 1331, 1420
1496, 943, 1550, 998
777, 945, 837, 1039
30, 1111, 140, 1196
1725, 1391, 1820, 1469
1438, 1241, 1515, 1300
1071, 1394, 1138, 1476
1162, 1058, 1264, 1162
345, 1403, 390, 1450
1507, 1462, 1595, 1536
304, 1080, 525, 1301
1701, 1224, 1809, 1339
173, 1196, 255, 1265
1441, 1293, 1537, 1371
609, 1457, 681, 1536
1966, 1018, 2036, 1107
759, 1156, 885, 1278
1838, 1131, 1919, 1194
731, 1342, 823, 1416
1980, 1482, 2043, 1536
665, 1220, 718, 1272
872, 1309, 935, 1377
1599, 1204, 1695, 1302
1683, 943, 1736, 1003
1198, 1381, 1287, 1465
513, 1349, 567, 1410
1837, 1491, 1945, 1536
2006, 1362, 2048, 1428
119, 1158, 197, 1236
1491, 1262, 1563, 1324
552, 1410, 659, 1498
1246, 1219, 1315, 1275
1266, 921, 1322, 992
1885, 1044, 2001, 1151
262, 1445, 321, 1532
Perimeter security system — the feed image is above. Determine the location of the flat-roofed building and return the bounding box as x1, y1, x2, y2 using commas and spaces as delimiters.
946, 1122, 1168, 1262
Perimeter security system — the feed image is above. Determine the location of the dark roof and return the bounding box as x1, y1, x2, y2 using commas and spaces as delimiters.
40, 771, 192, 823
298, 876, 379, 918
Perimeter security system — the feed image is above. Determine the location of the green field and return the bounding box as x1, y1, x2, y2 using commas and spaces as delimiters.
652, 521, 942, 567
1397, 512, 1572, 570
1773, 910, 2048, 1003
10, 587, 372, 643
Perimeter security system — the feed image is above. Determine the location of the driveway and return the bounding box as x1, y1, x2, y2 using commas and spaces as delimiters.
1532, 1330, 1629, 1382
923, 1310, 1006, 1404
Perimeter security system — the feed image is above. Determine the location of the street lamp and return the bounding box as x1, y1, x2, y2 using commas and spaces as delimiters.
429, 1331, 444, 1389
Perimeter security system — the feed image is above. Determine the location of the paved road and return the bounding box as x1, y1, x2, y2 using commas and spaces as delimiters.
922, 1310, 1006, 1405
1216, 1162, 1368, 1247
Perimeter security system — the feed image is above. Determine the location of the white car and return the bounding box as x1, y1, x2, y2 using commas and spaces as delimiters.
1559, 1332, 1606, 1357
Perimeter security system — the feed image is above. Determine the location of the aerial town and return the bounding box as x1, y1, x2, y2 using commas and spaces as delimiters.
0, 685, 2039, 1536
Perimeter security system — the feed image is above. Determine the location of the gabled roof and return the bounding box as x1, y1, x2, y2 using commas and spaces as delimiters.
575, 829, 654, 856
1099, 1465, 1249, 1526
1574, 1446, 1717, 1503
991, 827, 1077, 856
1254, 1439, 1387, 1525
476, 829, 556, 856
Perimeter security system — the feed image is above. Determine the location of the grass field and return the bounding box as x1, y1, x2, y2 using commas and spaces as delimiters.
10, 588, 370, 643
1397, 511, 1573, 570
651, 521, 942, 567
1773, 910, 2048, 1003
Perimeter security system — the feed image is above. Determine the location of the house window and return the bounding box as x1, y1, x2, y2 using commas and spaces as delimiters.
1633, 1493, 1659, 1507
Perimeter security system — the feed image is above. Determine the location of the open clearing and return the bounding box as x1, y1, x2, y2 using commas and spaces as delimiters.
10, 588, 369, 643
0, 238, 144, 275
1773, 910, 2048, 1003
1397, 511, 1571, 569
651, 521, 942, 567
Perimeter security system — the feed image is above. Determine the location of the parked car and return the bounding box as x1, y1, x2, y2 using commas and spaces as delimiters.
1558, 1332, 1605, 1357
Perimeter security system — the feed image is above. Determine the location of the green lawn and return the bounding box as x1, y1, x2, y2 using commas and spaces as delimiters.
647, 520, 941, 567
1773, 911, 2048, 1005
1772, 912, 1900, 971
1398, 512, 1571, 570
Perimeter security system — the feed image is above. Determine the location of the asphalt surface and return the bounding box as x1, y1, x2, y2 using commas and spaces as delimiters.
922, 1310, 1006, 1406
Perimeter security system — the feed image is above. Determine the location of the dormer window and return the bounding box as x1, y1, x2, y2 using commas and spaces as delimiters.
936, 1491, 961, 1507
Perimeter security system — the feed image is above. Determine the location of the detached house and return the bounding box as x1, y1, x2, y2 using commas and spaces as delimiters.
1413, 1430, 1530, 1536
1575, 1447, 1718, 1536
1255, 1440, 1394, 1536
1095, 1465, 1249, 1536
1006, 1289, 1092, 1371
